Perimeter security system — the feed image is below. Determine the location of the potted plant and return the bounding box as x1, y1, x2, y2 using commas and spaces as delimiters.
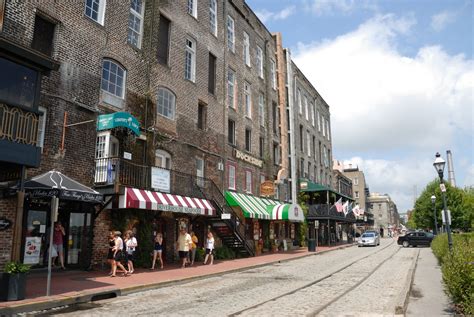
0, 262, 30, 301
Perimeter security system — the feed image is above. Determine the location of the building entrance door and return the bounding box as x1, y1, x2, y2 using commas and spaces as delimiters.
66, 212, 92, 266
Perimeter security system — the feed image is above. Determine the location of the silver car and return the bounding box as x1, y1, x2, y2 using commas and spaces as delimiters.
358, 232, 380, 247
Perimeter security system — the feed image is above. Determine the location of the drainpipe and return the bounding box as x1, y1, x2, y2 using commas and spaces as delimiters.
286, 49, 297, 202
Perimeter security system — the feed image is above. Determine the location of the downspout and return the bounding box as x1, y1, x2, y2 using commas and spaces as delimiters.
221, 0, 228, 193
286, 49, 297, 202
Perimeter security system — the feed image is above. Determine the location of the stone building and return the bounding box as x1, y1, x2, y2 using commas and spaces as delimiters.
341, 165, 370, 212
332, 170, 353, 199
367, 192, 400, 236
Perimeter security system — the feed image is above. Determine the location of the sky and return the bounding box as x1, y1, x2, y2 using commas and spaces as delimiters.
247, 0, 474, 213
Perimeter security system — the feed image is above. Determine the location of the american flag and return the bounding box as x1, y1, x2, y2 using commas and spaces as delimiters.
335, 198, 343, 212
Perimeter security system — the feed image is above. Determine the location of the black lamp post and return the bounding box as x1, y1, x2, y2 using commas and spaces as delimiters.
433, 152, 452, 251
431, 195, 438, 235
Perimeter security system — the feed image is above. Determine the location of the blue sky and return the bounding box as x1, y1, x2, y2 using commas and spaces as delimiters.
247, 0, 473, 213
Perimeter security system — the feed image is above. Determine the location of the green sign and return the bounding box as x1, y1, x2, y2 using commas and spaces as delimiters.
97, 112, 140, 136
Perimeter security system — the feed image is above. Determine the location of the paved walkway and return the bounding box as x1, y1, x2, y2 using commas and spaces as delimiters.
0, 244, 354, 315
406, 247, 453, 316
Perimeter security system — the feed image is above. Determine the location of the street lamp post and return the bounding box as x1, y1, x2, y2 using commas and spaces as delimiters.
433, 152, 453, 251
431, 195, 438, 235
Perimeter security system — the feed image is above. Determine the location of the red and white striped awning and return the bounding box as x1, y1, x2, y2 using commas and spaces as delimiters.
118, 187, 216, 216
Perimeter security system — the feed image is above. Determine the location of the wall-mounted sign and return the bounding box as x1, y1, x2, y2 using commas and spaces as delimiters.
151, 167, 170, 193
97, 112, 140, 136
234, 149, 263, 168
123, 152, 132, 160
23, 237, 41, 265
0, 218, 12, 231
221, 213, 231, 220
300, 181, 308, 190
260, 180, 275, 196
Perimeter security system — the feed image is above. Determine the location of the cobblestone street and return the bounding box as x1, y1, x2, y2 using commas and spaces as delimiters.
47, 239, 419, 316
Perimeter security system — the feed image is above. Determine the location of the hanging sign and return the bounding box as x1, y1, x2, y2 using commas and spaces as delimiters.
97, 112, 140, 136
260, 180, 275, 196
151, 167, 171, 193
0, 218, 12, 231
23, 237, 42, 265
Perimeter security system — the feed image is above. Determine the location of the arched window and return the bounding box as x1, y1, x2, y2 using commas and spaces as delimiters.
155, 149, 171, 169
157, 87, 176, 120
101, 59, 126, 98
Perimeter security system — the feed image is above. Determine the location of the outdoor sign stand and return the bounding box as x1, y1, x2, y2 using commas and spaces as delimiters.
46, 196, 59, 296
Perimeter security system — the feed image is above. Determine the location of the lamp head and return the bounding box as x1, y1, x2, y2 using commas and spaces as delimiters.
433, 152, 445, 179
431, 195, 436, 203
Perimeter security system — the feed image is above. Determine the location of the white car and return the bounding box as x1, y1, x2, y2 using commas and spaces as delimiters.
358, 232, 380, 247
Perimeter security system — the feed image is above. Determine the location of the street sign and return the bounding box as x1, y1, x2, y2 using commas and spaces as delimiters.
314, 220, 319, 229
440, 184, 446, 192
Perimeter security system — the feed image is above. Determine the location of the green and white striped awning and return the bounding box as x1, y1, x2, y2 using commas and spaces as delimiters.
225, 191, 304, 222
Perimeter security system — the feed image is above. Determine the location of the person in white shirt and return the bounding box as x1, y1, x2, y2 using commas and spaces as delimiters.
203, 231, 215, 265
124, 230, 138, 274
176, 227, 192, 268
111, 231, 128, 277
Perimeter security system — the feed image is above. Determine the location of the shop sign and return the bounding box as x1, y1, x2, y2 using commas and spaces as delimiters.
0, 218, 12, 230
151, 167, 170, 193
260, 180, 275, 196
23, 237, 41, 265
29, 189, 102, 203
97, 112, 140, 136
221, 213, 231, 219
234, 149, 263, 168
156, 204, 203, 215
300, 181, 308, 190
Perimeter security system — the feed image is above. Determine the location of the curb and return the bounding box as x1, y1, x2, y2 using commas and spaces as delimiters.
394, 248, 420, 315
0, 243, 356, 316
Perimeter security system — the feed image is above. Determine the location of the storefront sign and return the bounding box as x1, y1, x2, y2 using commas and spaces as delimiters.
97, 112, 140, 136
300, 181, 308, 190
221, 213, 231, 220
156, 204, 203, 214
260, 180, 275, 196
234, 149, 263, 168
0, 218, 11, 230
29, 189, 102, 203
151, 167, 170, 193
23, 237, 41, 265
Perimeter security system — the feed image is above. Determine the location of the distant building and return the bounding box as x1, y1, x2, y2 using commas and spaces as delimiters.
332, 169, 353, 198
367, 193, 400, 234
341, 164, 369, 212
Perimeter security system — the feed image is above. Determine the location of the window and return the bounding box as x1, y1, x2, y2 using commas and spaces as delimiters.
304, 95, 309, 120
227, 68, 235, 108
228, 119, 235, 145
307, 131, 311, 157
272, 102, 278, 134
185, 38, 196, 82
208, 53, 216, 94
101, 60, 126, 99
323, 145, 328, 167
308, 162, 311, 179
227, 162, 236, 190
128, 0, 144, 48
187, 0, 197, 18
317, 110, 321, 131
32, 15, 55, 56
196, 157, 204, 187
258, 93, 265, 127
259, 137, 264, 158
197, 103, 207, 130
209, 0, 217, 36
244, 82, 251, 118
155, 149, 171, 169
245, 129, 251, 152
227, 16, 235, 52
0, 57, 38, 109
245, 170, 253, 193
85, 0, 106, 25
355, 191, 359, 198
157, 87, 176, 119
37, 106, 47, 150
297, 88, 302, 114
300, 159, 304, 178
256, 46, 263, 78
270, 60, 277, 90
312, 136, 316, 159
354, 177, 359, 185
299, 125, 304, 152
243, 32, 250, 66
95, 131, 118, 159
322, 116, 326, 136
326, 119, 330, 140
157, 15, 170, 65
310, 102, 315, 126
273, 142, 280, 165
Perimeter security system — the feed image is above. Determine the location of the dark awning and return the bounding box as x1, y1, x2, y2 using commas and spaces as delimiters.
299, 178, 354, 201
307, 204, 356, 223
23, 170, 103, 203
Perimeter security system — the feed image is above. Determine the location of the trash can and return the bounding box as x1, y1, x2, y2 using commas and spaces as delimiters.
308, 238, 316, 252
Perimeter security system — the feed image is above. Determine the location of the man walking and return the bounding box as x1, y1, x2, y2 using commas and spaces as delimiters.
176, 227, 192, 268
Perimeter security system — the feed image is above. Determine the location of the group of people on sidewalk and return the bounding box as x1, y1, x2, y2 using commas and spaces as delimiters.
107, 228, 216, 277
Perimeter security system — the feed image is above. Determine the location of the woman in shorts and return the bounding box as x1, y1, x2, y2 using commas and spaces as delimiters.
125, 230, 137, 274
151, 233, 164, 270
203, 231, 215, 265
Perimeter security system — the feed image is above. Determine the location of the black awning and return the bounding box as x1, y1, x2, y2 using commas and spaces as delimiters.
23, 170, 103, 203
307, 204, 356, 223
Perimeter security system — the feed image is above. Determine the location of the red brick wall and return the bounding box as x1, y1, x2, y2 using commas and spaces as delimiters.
0, 197, 18, 270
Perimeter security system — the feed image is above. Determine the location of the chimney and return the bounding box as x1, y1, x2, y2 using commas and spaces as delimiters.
446, 150, 456, 187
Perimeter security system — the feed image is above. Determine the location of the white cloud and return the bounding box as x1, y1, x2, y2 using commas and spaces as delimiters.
304, 0, 377, 16
431, 11, 456, 32
255, 6, 296, 24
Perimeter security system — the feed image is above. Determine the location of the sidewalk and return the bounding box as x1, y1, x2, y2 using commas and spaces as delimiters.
0, 243, 355, 315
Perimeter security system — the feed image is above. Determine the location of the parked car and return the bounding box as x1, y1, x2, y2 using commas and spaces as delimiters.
364, 230, 379, 237
358, 232, 380, 247
397, 231, 434, 247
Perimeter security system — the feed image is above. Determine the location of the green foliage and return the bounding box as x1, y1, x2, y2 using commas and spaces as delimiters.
4, 262, 30, 274
214, 245, 236, 260
411, 180, 473, 231
431, 233, 474, 315
298, 192, 309, 246
195, 248, 205, 262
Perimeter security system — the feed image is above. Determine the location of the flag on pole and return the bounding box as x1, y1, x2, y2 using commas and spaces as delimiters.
335, 198, 343, 212
342, 201, 349, 215
353, 204, 360, 216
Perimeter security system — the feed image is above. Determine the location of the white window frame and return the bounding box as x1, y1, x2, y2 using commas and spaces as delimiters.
271, 60, 277, 90
256, 46, 263, 78
128, 0, 144, 48
355, 191, 359, 199
228, 163, 236, 190
228, 119, 236, 145
354, 177, 359, 185
243, 32, 251, 66
185, 38, 196, 82
317, 110, 321, 131
311, 102, 315, 126
209, 0, 217, 36
37, 106, 47, 151
258, 93, 265, 127
227, 68, 235, 108
326, 119, 330, 140
196, 157, 204, 187
85, 0, 106, 25
227, 15, 235, 52
157, 87, 176, 120
322, 116, 326, 137
245, 170, 252, 194
307, 132, 311, 157
297, 88, 302, 114
101, 59, 126, 99
244, 81, 251, 118
304, 95, 309, 121
155, 149, 172, 169
187, 0, 197, 18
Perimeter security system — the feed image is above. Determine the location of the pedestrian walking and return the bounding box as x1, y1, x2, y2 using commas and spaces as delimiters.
176, 227, 192, 268
52, 222, 66, 270
151, 233, 164, 270
107, 231, 115, 275
111, 231, 128, 277
125, 230, 137, 274
203, 231, 215, 265
188, 231, 198, 266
